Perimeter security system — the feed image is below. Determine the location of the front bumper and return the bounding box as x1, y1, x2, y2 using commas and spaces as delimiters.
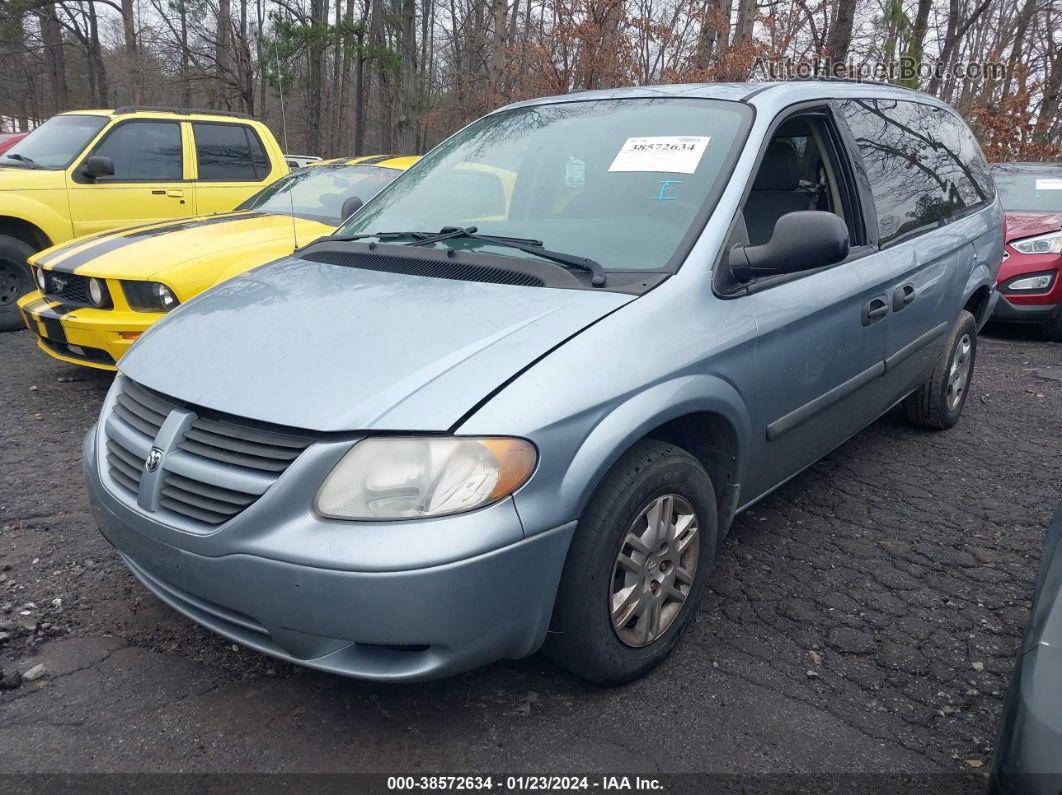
18, 290, 161, 370
992, 295, 1061, 325
83, 427, 575, 681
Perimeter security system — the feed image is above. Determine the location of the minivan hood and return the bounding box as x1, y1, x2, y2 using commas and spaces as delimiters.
119, 256, 633, 432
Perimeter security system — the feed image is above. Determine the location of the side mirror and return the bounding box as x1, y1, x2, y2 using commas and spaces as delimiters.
81, 155, 115, 180
340, 196, 364, 221
729, 211, 849, 282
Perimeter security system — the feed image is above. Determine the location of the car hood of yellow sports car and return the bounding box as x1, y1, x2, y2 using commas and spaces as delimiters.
31, 212, 334, 288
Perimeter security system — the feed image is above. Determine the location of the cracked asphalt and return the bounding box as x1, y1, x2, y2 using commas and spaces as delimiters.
1, 324, 1060, 783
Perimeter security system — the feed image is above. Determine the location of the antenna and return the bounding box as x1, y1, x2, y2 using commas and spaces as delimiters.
273, 36, 298, 251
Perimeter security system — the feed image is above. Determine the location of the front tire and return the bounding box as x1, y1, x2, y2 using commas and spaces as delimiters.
0, 235, 36, 332
903, 309, 977, 429
544, 440, 717, 685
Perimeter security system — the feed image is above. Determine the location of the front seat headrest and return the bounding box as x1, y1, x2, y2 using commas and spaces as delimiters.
753, 141, 801, 192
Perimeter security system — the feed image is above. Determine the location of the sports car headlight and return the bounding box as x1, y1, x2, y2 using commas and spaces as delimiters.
1010, 230, 1062, 255
316, 436, 537, 520
35, 267, 46, 291
88, 277, 105, 307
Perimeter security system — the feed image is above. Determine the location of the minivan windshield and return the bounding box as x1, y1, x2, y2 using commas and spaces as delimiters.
992, 167, 1062, 213
337, 98, 752, 271
237, 164, 405, 224
0, 114, 107, 169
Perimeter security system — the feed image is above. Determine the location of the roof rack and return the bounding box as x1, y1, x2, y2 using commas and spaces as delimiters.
113, 105, 253, 119
783, 75, 917, 90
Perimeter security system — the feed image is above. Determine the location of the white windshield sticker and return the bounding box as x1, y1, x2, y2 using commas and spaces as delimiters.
608, 136, 710, 174
1036, 178, 1062, 191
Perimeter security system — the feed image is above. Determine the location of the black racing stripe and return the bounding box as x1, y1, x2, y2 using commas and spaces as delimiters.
35, 301, 73, 341
21, 297, 51, 336
353, 154, 395, 165
46, 212, 267, 273
35, 302, 73, 344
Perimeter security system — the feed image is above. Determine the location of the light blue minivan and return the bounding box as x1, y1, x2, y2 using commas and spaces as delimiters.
84, 80, 1003, 684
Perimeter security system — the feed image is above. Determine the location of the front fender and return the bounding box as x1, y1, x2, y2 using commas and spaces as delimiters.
503, 374, 752, 538
0, 193, 71, 249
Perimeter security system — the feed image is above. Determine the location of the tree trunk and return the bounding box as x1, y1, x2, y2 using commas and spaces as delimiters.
121, 0, 141, 103
216, 0, 231, 107
88, 2, 109, 106
395, 0, 417, 151
307, 0, 328, 154
39, 4, 67, 113
732, 0, 755, 46
180, 0, 192, 106
825, 0, 856, 63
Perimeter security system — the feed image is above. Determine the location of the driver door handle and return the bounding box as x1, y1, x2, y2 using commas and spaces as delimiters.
861, 296, 888, 326
892, 283, 916, 312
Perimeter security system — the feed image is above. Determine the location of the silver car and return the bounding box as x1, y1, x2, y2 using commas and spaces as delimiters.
84, 81, 1003, 683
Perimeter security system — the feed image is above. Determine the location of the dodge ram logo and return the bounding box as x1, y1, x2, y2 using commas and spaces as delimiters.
145, 447, 163, 473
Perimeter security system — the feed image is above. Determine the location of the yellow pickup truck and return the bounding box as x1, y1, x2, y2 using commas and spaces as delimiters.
0, 106, 288, 330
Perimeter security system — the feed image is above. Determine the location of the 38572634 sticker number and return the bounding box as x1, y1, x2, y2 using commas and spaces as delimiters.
608, 136, 710, 174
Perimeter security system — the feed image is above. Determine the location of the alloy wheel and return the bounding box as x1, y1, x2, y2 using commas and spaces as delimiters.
946, 333, 973, 411
610, 494, 700, 648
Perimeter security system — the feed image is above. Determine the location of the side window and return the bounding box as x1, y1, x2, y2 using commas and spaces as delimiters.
193, 122, 269, 181
89, 121, 183, 181
838, 99, 989, 246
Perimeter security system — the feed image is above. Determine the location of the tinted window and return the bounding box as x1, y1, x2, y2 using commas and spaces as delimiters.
194, 123, 268, 181
839, 99, 990, 245
991, 167, 1062, 212
1, 114, 107, 169
90, 121, 183, 180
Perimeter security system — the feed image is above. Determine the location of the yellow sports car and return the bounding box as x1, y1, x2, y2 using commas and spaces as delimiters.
18, 155, 417, 370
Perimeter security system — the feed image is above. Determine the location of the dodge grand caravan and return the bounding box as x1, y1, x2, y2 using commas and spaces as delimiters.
83, 81, 1003, 684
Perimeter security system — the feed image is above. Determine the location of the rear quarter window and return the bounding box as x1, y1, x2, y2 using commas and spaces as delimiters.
193, 122, 270, 181
838, 98, 992, 245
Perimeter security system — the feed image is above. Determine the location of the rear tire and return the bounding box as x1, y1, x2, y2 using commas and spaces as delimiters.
903, 310, 977, 430
0, 235, 36, 332
544, 440, 718, 685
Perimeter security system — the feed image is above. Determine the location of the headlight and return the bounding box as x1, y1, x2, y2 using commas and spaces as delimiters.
35, 267, 46, 291
316, 436, 537, 520
1010, 230, 1062, 255
1005, 272, 1056, 292
153, 282, 178, 310
88, 277, 105, 307
122, 281, 180, 312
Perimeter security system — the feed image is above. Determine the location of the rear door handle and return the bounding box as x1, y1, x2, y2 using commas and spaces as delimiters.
861, 296, 888, 326
892, 283, 915, 311
166, 189, 184, 198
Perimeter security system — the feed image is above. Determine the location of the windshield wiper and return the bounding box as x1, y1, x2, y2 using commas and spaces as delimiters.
409, 226, 606, 287
1, 153, 40, 168
310, 226, 606, 286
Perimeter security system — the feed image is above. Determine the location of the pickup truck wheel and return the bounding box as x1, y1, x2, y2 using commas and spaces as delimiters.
903, 310, 977, 430
0, 236, 36, 332
543, 440, 717, 685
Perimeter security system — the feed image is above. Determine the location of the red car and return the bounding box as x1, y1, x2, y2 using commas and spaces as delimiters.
0, 132, 27, 155
991, 162, 1062, 340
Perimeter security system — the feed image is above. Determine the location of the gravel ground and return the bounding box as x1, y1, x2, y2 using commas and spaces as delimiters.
0, 324, 1059, 782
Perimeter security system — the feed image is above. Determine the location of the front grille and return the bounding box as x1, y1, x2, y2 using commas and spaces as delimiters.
103, 377, 313, 529
44, 272, 92, 305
